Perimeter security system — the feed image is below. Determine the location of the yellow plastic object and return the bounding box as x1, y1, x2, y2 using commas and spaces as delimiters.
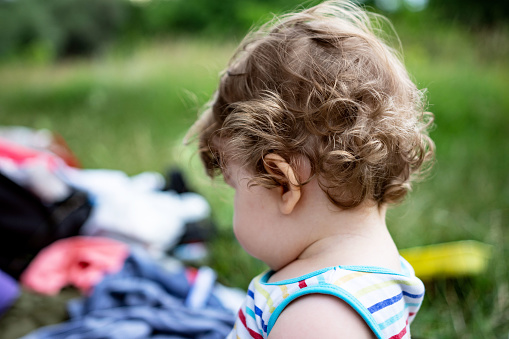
400, 240, 492, 280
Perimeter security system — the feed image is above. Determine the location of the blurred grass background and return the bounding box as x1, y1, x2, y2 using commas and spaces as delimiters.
0, 0, 508, 337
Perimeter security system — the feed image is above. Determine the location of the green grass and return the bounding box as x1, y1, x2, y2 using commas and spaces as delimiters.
0, 21, 508, 338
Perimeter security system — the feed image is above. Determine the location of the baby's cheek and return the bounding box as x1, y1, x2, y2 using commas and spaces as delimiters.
233, 218, 251, 253
233, 217, 262, 259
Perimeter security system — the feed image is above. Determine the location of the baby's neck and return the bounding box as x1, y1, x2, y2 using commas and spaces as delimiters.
268, 200, 401, 283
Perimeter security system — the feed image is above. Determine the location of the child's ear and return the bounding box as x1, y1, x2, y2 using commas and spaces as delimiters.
263, 154, 301, 215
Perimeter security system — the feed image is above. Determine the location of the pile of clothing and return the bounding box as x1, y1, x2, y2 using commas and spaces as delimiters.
0, 126, 242, 339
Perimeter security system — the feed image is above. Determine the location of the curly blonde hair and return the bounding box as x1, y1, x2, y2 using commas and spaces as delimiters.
189, 0, 435, 209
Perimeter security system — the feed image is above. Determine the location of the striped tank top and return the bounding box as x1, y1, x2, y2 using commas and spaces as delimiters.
227, 257, 424, 339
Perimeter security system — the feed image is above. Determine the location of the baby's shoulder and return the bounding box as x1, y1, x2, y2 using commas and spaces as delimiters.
268, 293, 376, 338
252, 261, 423, 338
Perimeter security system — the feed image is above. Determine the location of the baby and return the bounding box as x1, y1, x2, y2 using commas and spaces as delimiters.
189, 1, 434, 338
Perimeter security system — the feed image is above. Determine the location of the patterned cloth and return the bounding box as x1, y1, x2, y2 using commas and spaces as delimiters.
227, 257, 424, 339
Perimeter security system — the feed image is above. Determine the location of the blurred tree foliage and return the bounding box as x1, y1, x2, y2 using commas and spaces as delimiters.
429, 0, 509, 27
0, 0, 128, 61
123, 0, 320, 37
1, 0, 508, 62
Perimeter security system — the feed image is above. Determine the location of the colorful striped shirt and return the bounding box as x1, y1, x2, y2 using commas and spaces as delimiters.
227, 257, 424, 339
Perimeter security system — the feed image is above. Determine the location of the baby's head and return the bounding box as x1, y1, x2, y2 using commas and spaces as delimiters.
192, 0, 434, 209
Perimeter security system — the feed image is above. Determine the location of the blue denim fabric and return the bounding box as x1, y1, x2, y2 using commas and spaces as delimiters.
0, 269, 19, 317
22, 248, 235, 339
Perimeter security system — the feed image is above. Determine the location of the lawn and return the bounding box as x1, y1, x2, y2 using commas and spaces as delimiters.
0, 18, 508, 338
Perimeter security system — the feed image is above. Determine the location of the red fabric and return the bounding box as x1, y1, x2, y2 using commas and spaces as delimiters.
185, 267, 199, 284
0, 137, 60, 171
238, 308, 264, 339
21, 236, 129, 295
389, 320, 409, 339
298, 279, 307, 289
47, 133, 81, 168
388, 326, 407, 339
